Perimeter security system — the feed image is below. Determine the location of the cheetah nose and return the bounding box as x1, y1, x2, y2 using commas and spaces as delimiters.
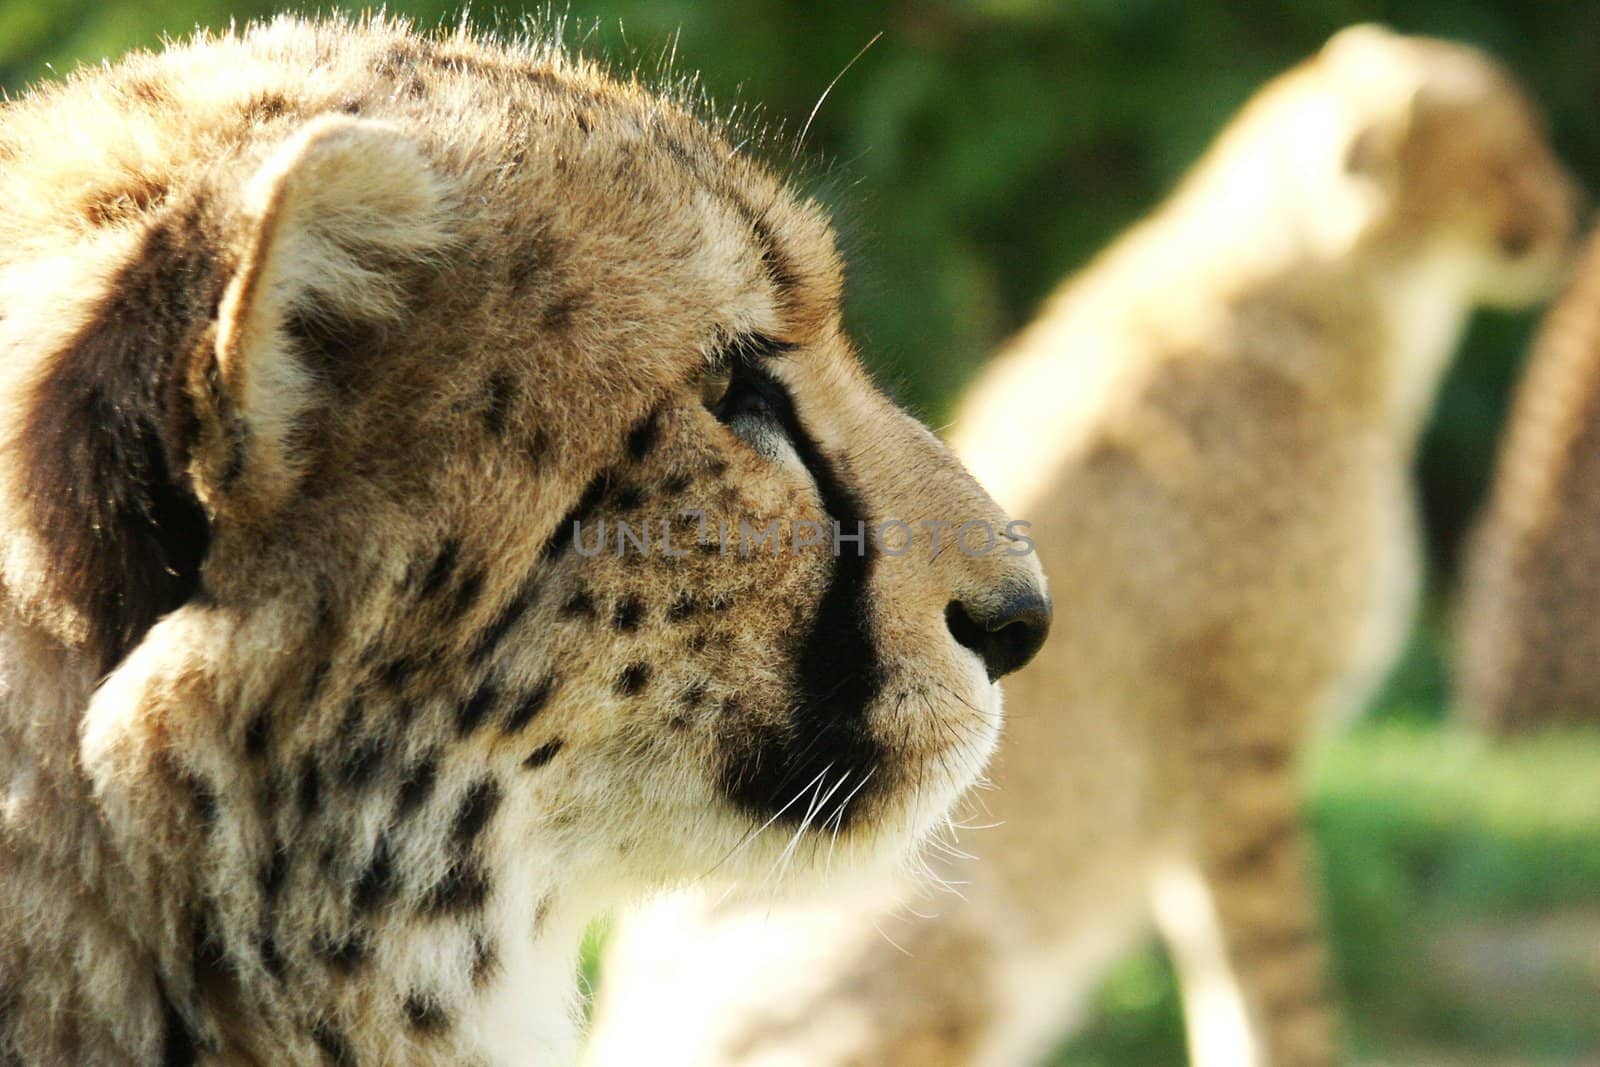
945, 587, 1052, 681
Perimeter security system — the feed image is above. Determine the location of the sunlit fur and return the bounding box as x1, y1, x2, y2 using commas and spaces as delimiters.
587, 25, 1580, 1067
0, 17, 1046, 1065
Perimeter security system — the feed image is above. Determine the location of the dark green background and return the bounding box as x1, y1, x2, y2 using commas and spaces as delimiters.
7, 4, 1600, 1063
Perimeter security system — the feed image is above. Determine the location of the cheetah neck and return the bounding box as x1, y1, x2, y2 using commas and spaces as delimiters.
4, 591, 604, 1067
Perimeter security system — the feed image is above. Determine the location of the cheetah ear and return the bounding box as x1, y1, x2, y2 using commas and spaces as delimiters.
1324, 24, 1421, 193
201, 115, 452, 514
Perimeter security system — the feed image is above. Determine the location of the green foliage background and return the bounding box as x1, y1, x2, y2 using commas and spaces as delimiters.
7, 1, 1600, 568
6, 3, 1600, 1063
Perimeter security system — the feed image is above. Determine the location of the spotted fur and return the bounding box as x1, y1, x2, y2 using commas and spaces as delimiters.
0, 17, 1048, 1065
1459, 225, 1600, 729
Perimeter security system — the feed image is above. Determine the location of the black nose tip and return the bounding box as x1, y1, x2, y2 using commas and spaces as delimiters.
945, 589, 1052, 682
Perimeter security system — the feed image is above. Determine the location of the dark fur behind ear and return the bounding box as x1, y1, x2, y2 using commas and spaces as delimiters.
22, 203, 225, 670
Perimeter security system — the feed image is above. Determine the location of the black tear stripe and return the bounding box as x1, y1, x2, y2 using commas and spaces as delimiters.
22, 203, 219, 672
718, 365, 885, 831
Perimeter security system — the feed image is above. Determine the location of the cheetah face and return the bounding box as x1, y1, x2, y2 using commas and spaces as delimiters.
1324, 24, 1583, 305
528, 322, 1052, 886
8, 25, 1047, 986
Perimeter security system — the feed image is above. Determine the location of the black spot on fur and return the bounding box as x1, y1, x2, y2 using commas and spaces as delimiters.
397, 755, 440, 817
403, 992, 451, 1035
457, 681, 498, 737
315, 929, 372, 974
561, 590, 595, 619
443, 567, 486, 622
541, 288, 589, 331
336, 697, 364, 738
522, 739, 564, 771
615, 663, 651, 696
259, 846, 289, 900
304, 658, 332, 706
421, 859, 491, 914
667, 594, 699, 622
243, 710, 271, 758
481, 371, 517, 437
680, 681, 708, 709
171, 763, 218, 831
338, 738, 387, 791
468, 574, 540, 666
257, 930, 287, 982
451, 780, 501, 846
191, 905, 233, 989
470, 935, 500, 986
611, 595, 644, 632
663, 471, 694, 495
503, 677, 555, 733
373, 42, 427, 99
84, 176, 170, 228
507, 223, 565, 291
626, 409, 662, 460
376, 653, 418, 690
525, 428, 552, 469
20, 203, 217, 671
416, 539, 460, 600
310, 1019, 357, 1066
159, 987, 200, 1067
542, 473, 608, 560
242, 91, 290, 122
298, 757, 323, 818
353, 835, 396, 912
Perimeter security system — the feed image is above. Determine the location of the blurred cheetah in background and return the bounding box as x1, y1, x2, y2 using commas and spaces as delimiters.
1459, 225, 1600, 730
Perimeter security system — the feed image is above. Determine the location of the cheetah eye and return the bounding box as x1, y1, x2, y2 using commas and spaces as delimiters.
699, 362, 733, 410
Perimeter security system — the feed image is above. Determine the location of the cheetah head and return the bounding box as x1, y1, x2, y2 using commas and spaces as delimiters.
1319, 24, 1583, 305
0, 20, 1045, 1059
